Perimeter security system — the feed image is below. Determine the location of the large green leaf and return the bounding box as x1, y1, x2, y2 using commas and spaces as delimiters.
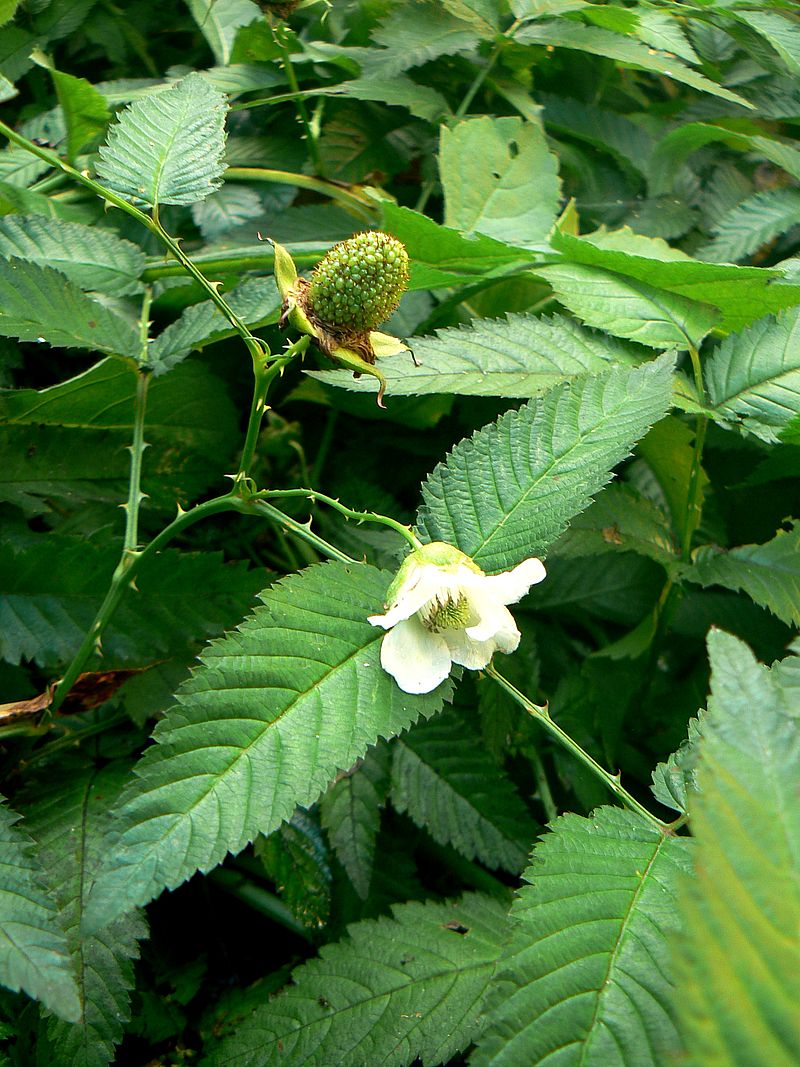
0, 358, 239, 514
550, 482, 678, 565
440, 116, 560, 249
149, 276, 281, 374
704, 307, 800, 442
21, 763, 146, 1067
674, 632, 800, 1066
96, 73, 227, 206
256, 811, 332, 931
472, 807, 693, 1067
0, 215, 145, 295
368, 1, 481, 75
390, 710, 537, 874
550, 228, 800, 333
319, 746, 389, 900
185, 0, 260, 66
699, 188, 800, 264
0, 257, 139, 357
312, 312, 635, 398
537, 261, 718, 349
51, 69, 110, 162
0, 538, 264, 667
83, 562, 452, 932
417, 356, 674, 572
204, 893, 507, 1067
382, 203, 533, 290
0, 797, 80, 1022
679, 523, 800, 627
514, 19, 751, 106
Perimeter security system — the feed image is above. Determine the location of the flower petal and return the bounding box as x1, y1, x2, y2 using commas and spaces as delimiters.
479, 558, 547, 605
465, 600, 520, 649
368, 564, 446, 629
379, 616, 452, 694
442, 629, 496, 670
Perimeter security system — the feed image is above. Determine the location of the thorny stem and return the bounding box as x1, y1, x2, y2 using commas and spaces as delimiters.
485, 664, 671, 832
140, 243, 324, 282
233, 337, 310, 491
255, 488, 424, 550
250, 500, 357, 564
124, 370, 150, 554
0, 121, 275, 361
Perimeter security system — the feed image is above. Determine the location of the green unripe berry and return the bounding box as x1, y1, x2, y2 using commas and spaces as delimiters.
307, 231, 409, 335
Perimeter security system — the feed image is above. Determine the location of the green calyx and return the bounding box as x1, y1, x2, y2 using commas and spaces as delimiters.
306, 231, 409, 335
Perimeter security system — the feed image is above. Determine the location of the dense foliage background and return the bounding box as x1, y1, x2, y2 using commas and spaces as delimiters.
0, 0, 799, 1064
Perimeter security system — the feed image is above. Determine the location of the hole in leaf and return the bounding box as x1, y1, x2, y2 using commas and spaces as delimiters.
443, 921, 469, 934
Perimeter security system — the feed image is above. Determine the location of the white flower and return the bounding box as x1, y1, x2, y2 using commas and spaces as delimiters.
368, 542, 546, 695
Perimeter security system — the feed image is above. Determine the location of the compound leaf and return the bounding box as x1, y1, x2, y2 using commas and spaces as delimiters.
674, 632, 800, 1066
473, 806, 693, 1067
204, 893, 508, 1067
390, 710, 537, 874
21, 763, 146, 1067
417, 356, 674, 572
96, 73, 227, 206
0, 797, 80, 1022
83, 562, 452, 932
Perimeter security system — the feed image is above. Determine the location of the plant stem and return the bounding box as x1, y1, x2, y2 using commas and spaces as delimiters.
226, 167, 376, 221
124, 369, 150, 554
141, 244, 324, 282
0, 122, 276, 359
273, 27, 324, 177
681, 343, 708, 563
233, 339, 308, 490
256, 488, 423, 549
485, 664, 670, 832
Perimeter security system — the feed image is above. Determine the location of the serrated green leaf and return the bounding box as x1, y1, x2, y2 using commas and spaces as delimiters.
473, 807, 693, 1067
679, 523, 800, 627
635, 415, 709, 536
185, 0, 260, 66
204, 893, 508, 1067
382, 203, 533, 290
0, 358, 239, 514
256, 810, 332, 930
51, 69, 110, 162
319, 746, 389, 899
550, 228, 800, 333
704, 307, 800, 441
515, 19, 752, 107
368, 1, 480, 76
551, 482, 678, 564
149, 276, 281, 374
96, 73, 227, 206
189, 184, 262, 240
20, 763, 146, 1067
540, 93, 653, 178
418, 356, 674, 572
649, 123, 800, 196
0, 537, 264, 667
337, 74, 449, 123
537, 261, 718, 349
0, 257, 139, 356
0, 216, 145, 295
0, 797, 80, 1023
674, 632, 800, 1066
312, 312, 635, 399
0, 179, 96, 223
440, 116, 561, 249
745, 10, 800, 74
83, 562, 452, 932
651, 716, 702, 815
390, 710, 537, 874
699, 188, 800, 264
